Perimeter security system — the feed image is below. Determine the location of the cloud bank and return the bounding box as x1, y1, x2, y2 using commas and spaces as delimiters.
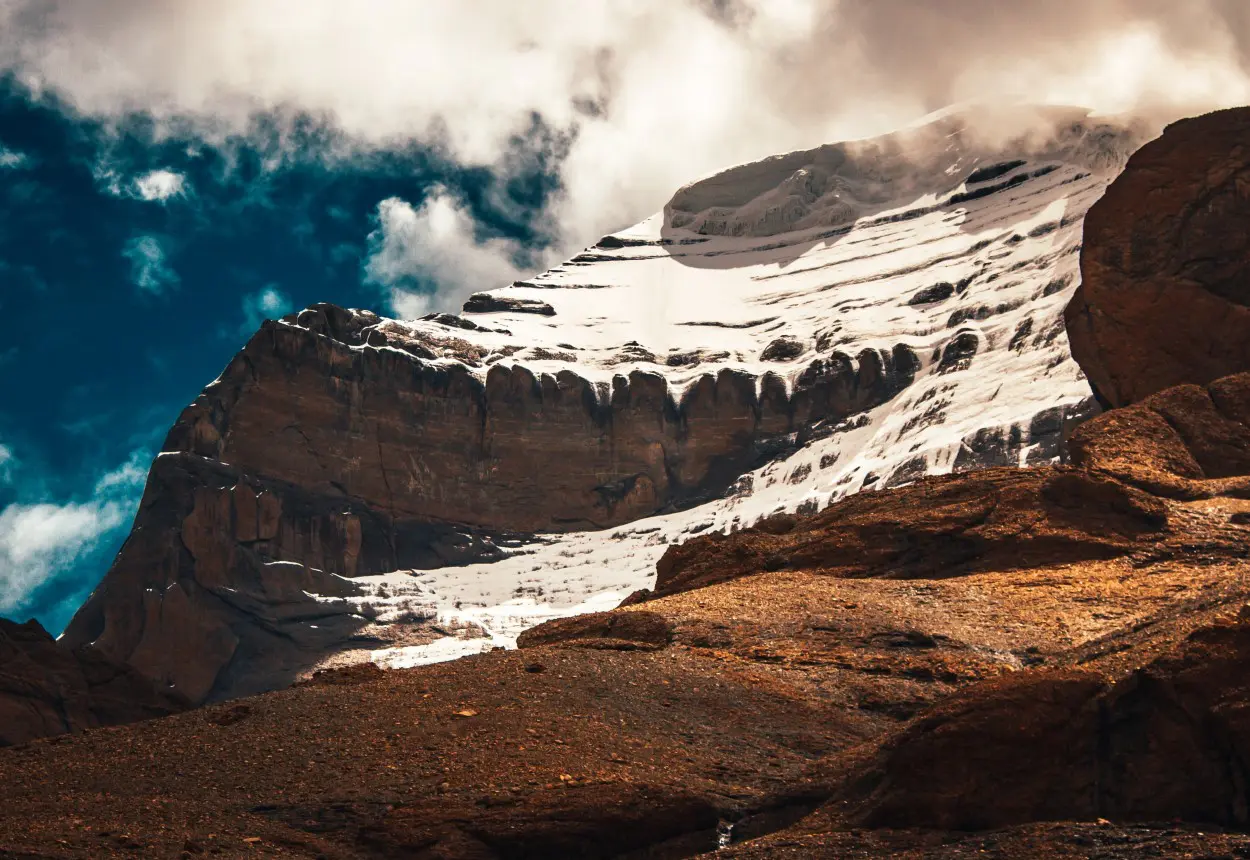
2, 0, 1247, 313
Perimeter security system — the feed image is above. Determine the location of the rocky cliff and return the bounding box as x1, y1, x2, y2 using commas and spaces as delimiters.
59, 303, 917, 704
1067, 106, 1250, 407
7, 365, 1250, 856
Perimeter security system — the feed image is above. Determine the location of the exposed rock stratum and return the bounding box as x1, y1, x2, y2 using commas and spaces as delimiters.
1067, 106, 1250, 407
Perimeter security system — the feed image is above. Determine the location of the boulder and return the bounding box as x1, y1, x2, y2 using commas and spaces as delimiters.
1066, 107, 1250, 407
832, 611, 1250, 830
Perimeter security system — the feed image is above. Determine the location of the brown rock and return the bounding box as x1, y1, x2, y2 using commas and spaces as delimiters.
365, 782, 722, 858
828, 612, 1250, 832
840, 671, 1109, 830
1069, 371, 1250, 497
0, 618, 185, 747
651, 466, 1167, 599
61, 305, 919, 705
1066, 107, 1250, 407
517, 611, 674, 650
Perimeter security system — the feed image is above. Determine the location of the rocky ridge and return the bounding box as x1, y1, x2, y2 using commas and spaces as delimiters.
1068, 106, 1250, 407
4, 366, 1250, 857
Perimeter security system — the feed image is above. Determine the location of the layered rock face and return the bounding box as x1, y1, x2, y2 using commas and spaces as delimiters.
1067, 106, 1250, 407
8, 371, 1250, 856
60, 305, 917, 705
0, 618, 185, 747
161, 303, 920, 533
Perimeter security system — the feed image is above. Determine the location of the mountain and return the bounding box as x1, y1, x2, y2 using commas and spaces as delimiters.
53, 105, 1155, 707
5, 105, 1250, 857
7, 374, 1250, 857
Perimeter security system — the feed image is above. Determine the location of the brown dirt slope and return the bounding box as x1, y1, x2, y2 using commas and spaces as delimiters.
5, 373, 1250, 857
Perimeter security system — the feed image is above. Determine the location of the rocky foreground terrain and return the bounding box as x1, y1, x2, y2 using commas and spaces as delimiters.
3, 106, 1250, 857
6, 371, 1250, 859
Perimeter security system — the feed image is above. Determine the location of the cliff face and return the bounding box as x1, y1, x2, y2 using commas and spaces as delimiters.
1067, 106, 1250, 407
9, 370, 1250, 855
61, 305, 916, 704
58, 106, 1147, 707
161, 304, 919, 533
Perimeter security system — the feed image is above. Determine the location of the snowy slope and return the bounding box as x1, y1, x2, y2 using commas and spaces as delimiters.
303, 106, 1154, 671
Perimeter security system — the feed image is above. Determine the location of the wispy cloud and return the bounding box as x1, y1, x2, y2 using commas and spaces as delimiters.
0, 443, 14, 485
0, 447, 150, 617
364, 189, 533, 318
92, 449, 149, 496
237, 285, 293, 334
122, 234, 179, 294
0, 144, 27, 169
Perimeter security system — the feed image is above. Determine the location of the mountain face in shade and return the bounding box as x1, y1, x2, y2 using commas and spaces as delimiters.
59, 106, 1154, 705
0, 617, 185, 746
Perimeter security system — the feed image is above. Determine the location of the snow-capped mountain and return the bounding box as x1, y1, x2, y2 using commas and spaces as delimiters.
314, 105, 1152, 669
62, 105, 1155, 698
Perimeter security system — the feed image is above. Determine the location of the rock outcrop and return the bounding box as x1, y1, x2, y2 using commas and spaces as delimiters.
0, 618, 185, 747
60, 302, 917, 705
825, 613, 1250, 832
1067, 107, 1250, 407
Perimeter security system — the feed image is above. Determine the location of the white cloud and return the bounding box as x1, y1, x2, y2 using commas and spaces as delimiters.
238, 285, 293, 333
0, 144, 26, 169
1, 0, 1248, 307
0, 449, 151, 616
0, 444, 13, 484
92, 449, 149, 497
364, 190, 533, 317
133, 168, 187, 202
122, 234, 179, 294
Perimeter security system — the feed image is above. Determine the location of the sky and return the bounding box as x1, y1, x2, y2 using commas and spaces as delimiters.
0, 0, 1248, 634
